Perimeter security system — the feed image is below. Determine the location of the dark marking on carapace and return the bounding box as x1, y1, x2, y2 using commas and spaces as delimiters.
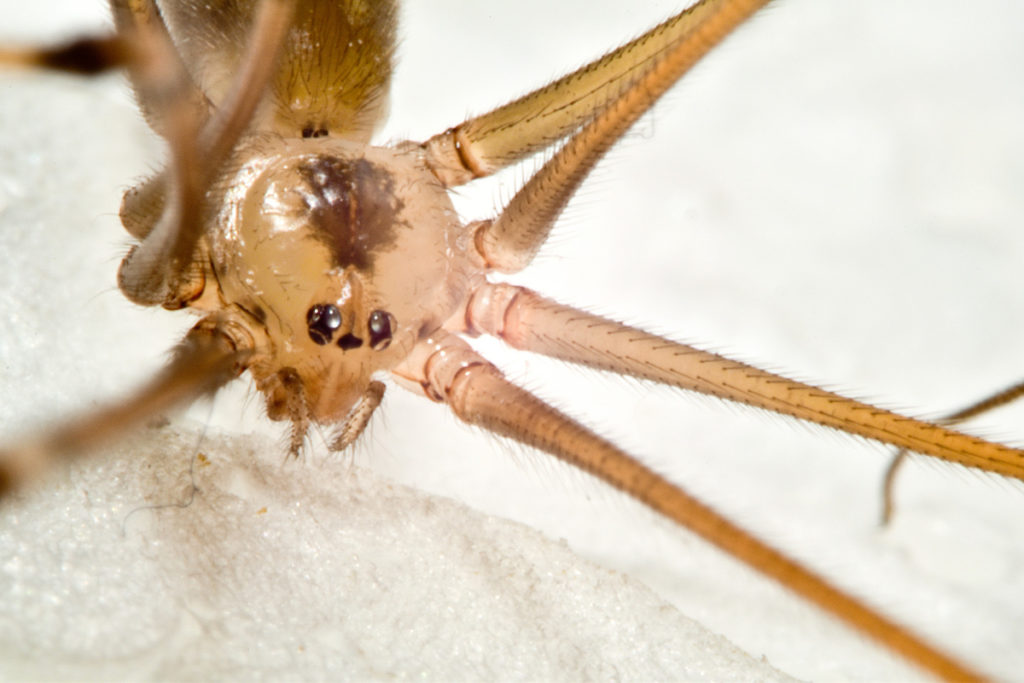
299, 156, 404, 273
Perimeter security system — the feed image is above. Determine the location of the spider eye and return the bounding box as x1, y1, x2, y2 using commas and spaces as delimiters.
368, 310, 396, 350
306, 303, 342, 345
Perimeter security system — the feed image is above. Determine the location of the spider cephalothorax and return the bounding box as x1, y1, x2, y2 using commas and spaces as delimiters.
199, 135, 474, 444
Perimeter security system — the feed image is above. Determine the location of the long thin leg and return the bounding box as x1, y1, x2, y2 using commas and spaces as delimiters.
881, 378, 1024, 523
0, 2, 211, 132
118, 0, 296, 307
0, 320, 248, 498
394, 329, 983, 682
0, 35, 131, 75
422, 0, 769, 187
109, 0, 212, 136
3, 3, 207, 245
460, 282, 1024, 482
114, 13, 207, 306
470, 0, 769, 273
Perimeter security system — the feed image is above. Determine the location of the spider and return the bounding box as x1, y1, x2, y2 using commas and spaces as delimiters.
0, 0, 1022, 680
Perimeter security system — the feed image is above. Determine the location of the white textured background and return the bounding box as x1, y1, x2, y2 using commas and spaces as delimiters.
1, 1, 1023, 680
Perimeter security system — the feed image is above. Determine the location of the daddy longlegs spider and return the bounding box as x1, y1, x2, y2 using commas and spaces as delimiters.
1, 0, 1023, 679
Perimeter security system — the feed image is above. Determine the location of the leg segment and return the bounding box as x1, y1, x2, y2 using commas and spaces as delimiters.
103, 1, 203, 244
394, 329, 983, 682
0, 35, 131, 75
0, 1, 211, 134
117, 0, 296, 307
462, 282, 1024, 482
881, 378, 1024, 523
422, 0, 771, 187
109, 0, 212, 135
0, 319, 249, 499
471, 0, 770, 273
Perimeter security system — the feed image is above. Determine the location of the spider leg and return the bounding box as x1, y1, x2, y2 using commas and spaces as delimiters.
393, 328, 983, 682
107, 0, 206, 243
119, 0, 397, 244
0, 34, 131, 75
461, 0, 768, 273
109, 0, 212, 137
117, 0, 296, 307
460, 282, 1024, 483
881, 377, 1024, 524
7, 1, 210, 245
0, 319, 249, 499
0, 1, 211, 147
422, 0, 772, 188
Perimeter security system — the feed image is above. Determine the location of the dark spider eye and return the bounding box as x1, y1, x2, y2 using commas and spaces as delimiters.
368, 310, 396, 351
306, 303, 342, 345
